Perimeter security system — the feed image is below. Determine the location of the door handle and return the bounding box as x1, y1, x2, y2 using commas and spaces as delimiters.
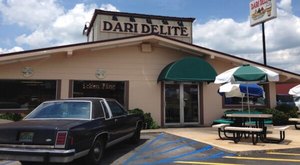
114, 119, 118, 122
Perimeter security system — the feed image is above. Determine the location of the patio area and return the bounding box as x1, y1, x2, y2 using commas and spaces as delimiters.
142, 126, 300, 153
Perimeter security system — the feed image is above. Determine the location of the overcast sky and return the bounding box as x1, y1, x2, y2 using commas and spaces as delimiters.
0, 0, 300, 74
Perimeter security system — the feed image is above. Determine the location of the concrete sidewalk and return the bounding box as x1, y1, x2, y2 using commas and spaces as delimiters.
142, 125, 300, 153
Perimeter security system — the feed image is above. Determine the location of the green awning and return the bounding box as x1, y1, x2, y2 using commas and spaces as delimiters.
158, 56, 217, 82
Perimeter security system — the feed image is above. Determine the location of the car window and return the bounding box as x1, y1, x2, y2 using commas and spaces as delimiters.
26, 101, 91, 119
107, 100, 127, 117
92, 100, 104, 119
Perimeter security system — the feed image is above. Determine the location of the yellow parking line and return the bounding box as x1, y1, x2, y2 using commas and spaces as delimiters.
174, 161, 243, 165
224, 156, 300, 162
266, 151, 300, 156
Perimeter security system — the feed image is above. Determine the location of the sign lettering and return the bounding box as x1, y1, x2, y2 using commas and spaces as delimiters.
249, 0, 277, 26
83, 82, 116, 90
101, 20, 191, 37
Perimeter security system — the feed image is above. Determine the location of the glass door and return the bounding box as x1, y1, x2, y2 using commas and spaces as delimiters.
164, 83, 199, 126
165, 84, 180, 124
183, 84, 199, 123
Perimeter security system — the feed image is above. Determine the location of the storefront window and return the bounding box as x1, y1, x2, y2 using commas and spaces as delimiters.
72, 81, 126, 106
223, 84, 268, 108
0, 80, 57, 110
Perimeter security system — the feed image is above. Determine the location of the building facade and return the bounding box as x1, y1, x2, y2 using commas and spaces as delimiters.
0, 10, 300, 127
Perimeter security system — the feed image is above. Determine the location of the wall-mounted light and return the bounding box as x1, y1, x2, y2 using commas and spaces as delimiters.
22, 67, 34, 78
129, 16, 136, 22
112, 15, 118, 21
177, 21, 184, 26
162, 19, 168, 25
146, 18, 152, 24
95, 69, 106, 79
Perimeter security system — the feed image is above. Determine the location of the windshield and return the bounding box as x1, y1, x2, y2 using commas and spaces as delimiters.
25, 101, 91, 120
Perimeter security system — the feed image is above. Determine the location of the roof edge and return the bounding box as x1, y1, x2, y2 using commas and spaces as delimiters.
0, 34, 299, 78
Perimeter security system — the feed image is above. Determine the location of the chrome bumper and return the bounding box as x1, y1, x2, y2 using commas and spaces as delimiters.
0, 146, 77, 163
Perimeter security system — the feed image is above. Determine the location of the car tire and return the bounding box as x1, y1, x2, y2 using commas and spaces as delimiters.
85, 137, 105, 165
129, 123, 142, 144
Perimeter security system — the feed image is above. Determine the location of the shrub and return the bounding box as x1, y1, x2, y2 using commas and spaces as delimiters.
275, 104, 298, 118
274, 104, 298, 125
276, 104, 298, 113
258, 105, 298, 125
143, 113, 160, 129
272, 109, 289, 125
129, 108, 144, 116
129, 108, 160, 129
0, 113, 23, 121
258, 108, 273, 114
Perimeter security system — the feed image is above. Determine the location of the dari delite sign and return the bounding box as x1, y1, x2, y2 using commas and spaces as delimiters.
250, 0, 277, 26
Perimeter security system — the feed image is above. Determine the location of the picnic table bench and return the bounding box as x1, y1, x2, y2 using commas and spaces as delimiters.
270, 126, 290, 143
289, 118, 300, 129
216, 125, 290, 145
212, 123, 231, 140
224, 126, 263, 145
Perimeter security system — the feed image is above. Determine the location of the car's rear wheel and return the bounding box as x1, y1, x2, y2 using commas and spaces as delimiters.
129, 123, 142, 144
85, 137, 105, 165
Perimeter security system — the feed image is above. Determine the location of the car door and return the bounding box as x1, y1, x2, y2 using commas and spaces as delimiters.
106, 100, 132, 140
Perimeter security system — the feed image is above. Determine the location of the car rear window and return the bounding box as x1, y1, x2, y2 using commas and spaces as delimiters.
25, 101, 91, 120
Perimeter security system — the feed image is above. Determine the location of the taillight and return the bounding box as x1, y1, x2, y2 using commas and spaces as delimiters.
55, 131, 68, 148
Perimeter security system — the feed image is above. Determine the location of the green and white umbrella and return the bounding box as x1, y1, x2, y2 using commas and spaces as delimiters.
289, 84, 300, 97
214, 64, 279, 84
214, 64, 279, 113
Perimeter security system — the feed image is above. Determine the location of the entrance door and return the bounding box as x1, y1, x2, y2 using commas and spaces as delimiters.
164, 83, 199, 126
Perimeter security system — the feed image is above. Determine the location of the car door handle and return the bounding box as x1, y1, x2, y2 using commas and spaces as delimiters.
114, 119, 118, 122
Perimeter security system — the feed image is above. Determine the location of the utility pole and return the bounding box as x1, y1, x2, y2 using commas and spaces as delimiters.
262, 22, 267, 65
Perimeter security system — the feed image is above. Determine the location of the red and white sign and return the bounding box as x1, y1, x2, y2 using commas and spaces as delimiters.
250, 0, 277, 26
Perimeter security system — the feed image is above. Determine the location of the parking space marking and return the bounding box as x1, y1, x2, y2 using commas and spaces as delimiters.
122, 133, 165, 165
181, 151, 235, 162
141, 141, 198, 159
150, 137, 191, 150
174, 161, 243, 165
123, 133, 236, 165
141, 145, 213, 165
0, 161, 16, 165
266, 151, 300, 156
124, 133, 198, 164
224, 156, 300, 163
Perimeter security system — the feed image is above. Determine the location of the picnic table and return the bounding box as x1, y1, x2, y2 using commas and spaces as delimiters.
212, 110, 273, 125
220, 113, 288, 144
225, 113, 272, 127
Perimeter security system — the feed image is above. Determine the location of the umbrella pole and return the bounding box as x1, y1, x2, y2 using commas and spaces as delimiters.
247, 85, 250, 113
247, 85, 251, 123
241, 94, 244, 111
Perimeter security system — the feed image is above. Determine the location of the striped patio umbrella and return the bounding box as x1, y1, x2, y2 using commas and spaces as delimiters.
214, 64, 279, 84
215, 64, 279, 113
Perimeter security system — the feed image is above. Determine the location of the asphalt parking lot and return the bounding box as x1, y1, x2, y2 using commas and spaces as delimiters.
1, 133, 300, 165
103, 133, 236, 165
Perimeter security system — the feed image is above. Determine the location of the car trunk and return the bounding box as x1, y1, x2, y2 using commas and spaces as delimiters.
0, 120, 86, 146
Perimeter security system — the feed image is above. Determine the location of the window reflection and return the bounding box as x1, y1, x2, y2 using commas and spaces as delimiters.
0, 80, 57, 110
73, 81, 125, 106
